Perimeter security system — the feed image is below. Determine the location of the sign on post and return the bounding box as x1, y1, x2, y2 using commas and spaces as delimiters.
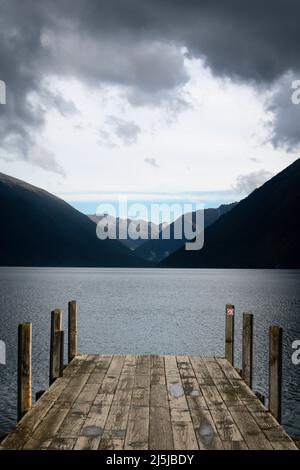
225, 304, 235, 364
226, 305, 235, 316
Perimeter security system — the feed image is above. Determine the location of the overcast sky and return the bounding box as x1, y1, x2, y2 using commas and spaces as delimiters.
0, 0, 299, 216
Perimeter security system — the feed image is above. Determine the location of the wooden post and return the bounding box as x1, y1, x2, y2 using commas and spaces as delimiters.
18, 323, 32, 421
49, 309, 62, 385
68, 300, 77, 363
269, 325, 283, 423
225, 304, 235, 365
59, 330, 64, 377
242, 312, 253, 388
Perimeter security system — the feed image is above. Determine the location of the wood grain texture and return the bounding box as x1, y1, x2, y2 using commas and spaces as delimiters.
1, 355, 297, 450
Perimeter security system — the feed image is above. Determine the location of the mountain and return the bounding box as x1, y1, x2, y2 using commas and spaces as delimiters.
134, 203, 237, 262
0, 173, 148, 267
88, 214, 165, 251
162, 159, 300, 268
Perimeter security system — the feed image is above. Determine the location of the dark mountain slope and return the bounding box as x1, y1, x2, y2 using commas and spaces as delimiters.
134, 203, 237, 262
162, 159, 300, 268
0, 173, 147, 267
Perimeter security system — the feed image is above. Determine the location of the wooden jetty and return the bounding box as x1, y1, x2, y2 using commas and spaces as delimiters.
0, 303, 298, 451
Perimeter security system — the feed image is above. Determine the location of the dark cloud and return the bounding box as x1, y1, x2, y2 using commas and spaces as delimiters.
266, 73, 300, 152
0, 0, 300, 169
63, 0, 300, 83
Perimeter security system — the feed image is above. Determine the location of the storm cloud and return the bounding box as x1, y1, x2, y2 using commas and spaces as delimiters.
0, 0, 300, 172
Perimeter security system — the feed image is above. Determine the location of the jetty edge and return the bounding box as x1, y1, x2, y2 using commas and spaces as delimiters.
0, 302, 298, 450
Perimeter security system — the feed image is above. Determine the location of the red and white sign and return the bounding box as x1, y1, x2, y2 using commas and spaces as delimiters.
226, 306, 235, 316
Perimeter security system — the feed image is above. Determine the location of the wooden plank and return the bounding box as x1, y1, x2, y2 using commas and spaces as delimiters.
62, 355, 88, 377
76, 356, 132, 450
242, 313, 253, 388
57, 386, 85, 404
93, 355, 113, 373
124, 406, 149, 450
187, 395, 208, 410
100, 355, 125, 394
201, 386, 225, 409
229, 379, 257, 400
87, 373, 106, 384
74, 436, 100, 450
135, 355, 150, 376
150, 358, 168, 407
150, 381, 168, 407
148, 353, 173, 449
177, 356, 196, 378
214, 383, 243, 407
94, 393, 114, 407
74, 403, 111, 450
250, 411, 283, 431
223, 441, 248, 450
189, 356, 208, 375
99, 435, 123, 450
181, 377, 203, 397
57, 403, 91, 438
164, 355, 180, 377
67, 373, 90, 389
122, 354, 137, 375
172, 422, 199, 450
210, 407, 244, 442
202, 357, 227, 383
18, 323, 32, 421
189, 356, 214, 385
165, 356, 186, 401
76, 383, 100, 404
48, 438, 76, 450
190, 408, 224, 450
82, 403, 111, 431
99, 357, 137, 450
2, 354, 298, 451
241, 398, 267, 413
216, 357, 242, 380
131, 375, 150, 407
76, 354, 98, 375
23, 404, 70, 449
169, 356, 200, 450
271, 440, 298, 450
229, 409, 273, 450
100, 405, 130, 450
150, 355, 164, 369
149, 406, 174, 450
0, 398, 55, 450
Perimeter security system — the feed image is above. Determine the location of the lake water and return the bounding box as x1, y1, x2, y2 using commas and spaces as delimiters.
0, 268, 299, 436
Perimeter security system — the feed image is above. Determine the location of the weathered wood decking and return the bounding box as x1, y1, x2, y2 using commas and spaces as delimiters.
0, 354, 297, 450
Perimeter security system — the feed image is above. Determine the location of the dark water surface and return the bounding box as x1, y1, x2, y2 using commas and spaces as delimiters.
0, 268, 299, 435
